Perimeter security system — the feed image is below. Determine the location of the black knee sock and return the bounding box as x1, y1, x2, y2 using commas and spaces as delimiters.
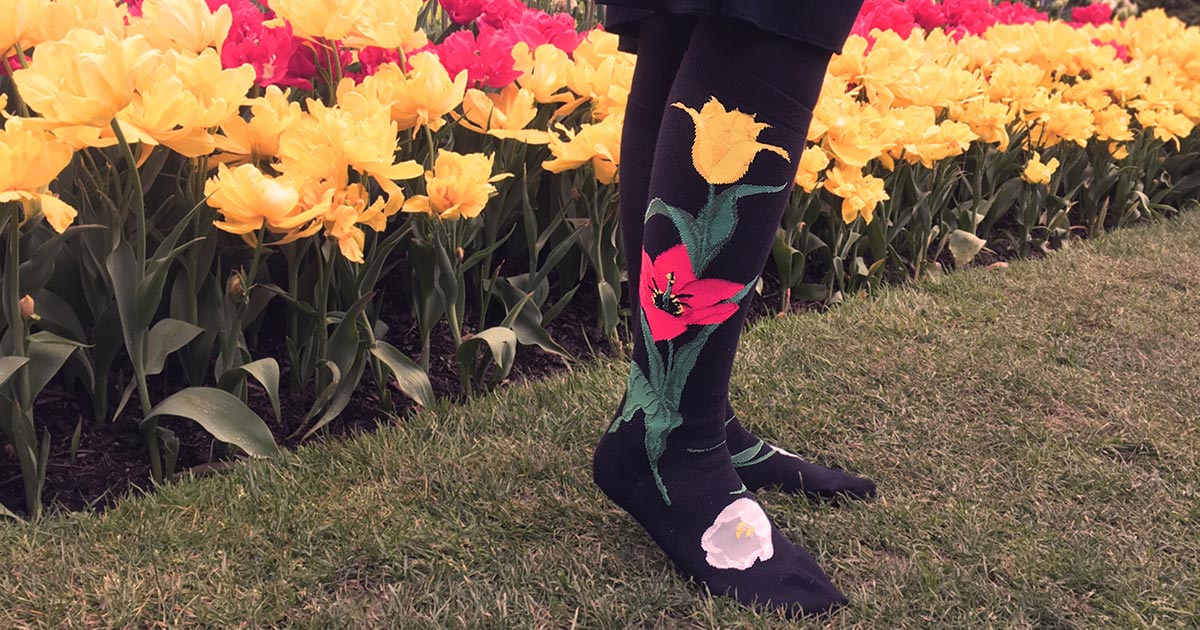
725, 409, 877, 500
618, 17, 877, 503
594, 19, 852, 616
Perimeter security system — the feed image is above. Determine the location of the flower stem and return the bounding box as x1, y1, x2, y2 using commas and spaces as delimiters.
423, 124, 438, 170
4, 204, 40, 518
110, 120, 147, 266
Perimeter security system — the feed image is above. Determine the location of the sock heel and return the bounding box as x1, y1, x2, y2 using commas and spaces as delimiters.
592, 432, 645, 513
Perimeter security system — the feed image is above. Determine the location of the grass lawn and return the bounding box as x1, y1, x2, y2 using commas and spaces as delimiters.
2, 212, 1199, 628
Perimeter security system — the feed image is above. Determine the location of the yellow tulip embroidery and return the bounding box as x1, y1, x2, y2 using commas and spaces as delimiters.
672, 97, 790, 186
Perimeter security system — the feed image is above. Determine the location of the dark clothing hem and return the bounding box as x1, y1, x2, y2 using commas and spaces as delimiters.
600, 1, 864, 55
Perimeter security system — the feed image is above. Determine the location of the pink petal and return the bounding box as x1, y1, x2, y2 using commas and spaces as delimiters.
639, 250, 657, 307
653, 244, 698, 286
644, 303, 688, 342
683, 302, 740, 326
678, 277, 744, 309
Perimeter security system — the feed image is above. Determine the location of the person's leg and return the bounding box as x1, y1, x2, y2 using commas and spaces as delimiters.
619, 13, 695, 325
619, 16, 876, 503
594, 16, 856, 616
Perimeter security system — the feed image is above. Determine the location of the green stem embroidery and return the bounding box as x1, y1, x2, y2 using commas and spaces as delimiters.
612, 281, 756, 505
731, 440, 778, 468
611, 175, 783, 504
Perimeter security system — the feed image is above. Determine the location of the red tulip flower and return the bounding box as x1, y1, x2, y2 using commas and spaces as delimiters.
640, 245, 743, 342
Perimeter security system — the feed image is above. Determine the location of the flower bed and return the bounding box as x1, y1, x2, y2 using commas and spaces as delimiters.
0, 0, 1197, 517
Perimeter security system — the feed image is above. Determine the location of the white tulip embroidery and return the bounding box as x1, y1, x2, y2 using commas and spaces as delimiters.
700, 497, 774, 570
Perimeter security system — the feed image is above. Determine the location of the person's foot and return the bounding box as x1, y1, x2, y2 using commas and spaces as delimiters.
593, 423, 848, 617
725, 416, 877, 502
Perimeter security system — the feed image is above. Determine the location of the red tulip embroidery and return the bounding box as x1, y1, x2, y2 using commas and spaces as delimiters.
640, 244, 743, 342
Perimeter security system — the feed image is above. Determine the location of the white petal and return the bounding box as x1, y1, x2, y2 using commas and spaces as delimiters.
700, 498, 775, 570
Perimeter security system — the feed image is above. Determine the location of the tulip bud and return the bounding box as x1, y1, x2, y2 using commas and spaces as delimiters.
18, 295, 37, 321
227, 272, 246, 300
456, 247, 465, 261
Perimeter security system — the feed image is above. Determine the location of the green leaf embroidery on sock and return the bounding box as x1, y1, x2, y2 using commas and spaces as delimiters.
614, 174, 780, 505
613, 281, 756, 505
644, 183, 786, 277
731, 444, 778, 468
687, 439, 727, 454
730, 440, 769, 466
728, 483, 748, 495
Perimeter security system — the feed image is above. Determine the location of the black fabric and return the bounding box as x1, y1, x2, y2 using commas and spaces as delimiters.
726, 413, 878, 500
616, 15, 876, 503
592, 16, 849, 616
602, 1, 866, 55
619, 14, 695, 321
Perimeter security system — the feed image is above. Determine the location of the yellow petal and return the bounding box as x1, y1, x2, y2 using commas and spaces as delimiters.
37, 194, 77, 233
401, 195, 431, 215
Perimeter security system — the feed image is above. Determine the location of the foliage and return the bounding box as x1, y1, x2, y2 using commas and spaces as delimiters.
0, 0, 1198, 517
2, 209, 1199, 626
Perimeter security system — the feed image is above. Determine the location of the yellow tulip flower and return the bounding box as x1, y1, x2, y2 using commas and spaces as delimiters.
1093, 104, 1134, 142
458, 86, 549, 145
794, 146, 830, 193
61, 0, 130, 36
899, 120, 978, 169
810, 94, 884, 169
205, 163, 323, 243
345, 0, 426, 52
402, 150, 511, 221
129, 0, 233, 53
13, 29, 160, 127
0, 124, 77, 233
512, 42, 573, 105
859, 30, 925, 110
822, 164, 888, 225
954, 99, 1014, 152
5, 0, 129, 52
307, 183, 393, 263
267, 0, 365, 41
276, 90, 422, 211
119, 48, 255, 157
987, 60, 1049, 107
357, 55, 467, 133
1135, 108, 1195, 150
566, 30, 634, 120
1021, 90, 1096, 149
825, 35, 867, 85
671, 97, 790, 186
541, 113, 622, 184
215, 86, 304, 165
1, 0, 77, 54
1021, 152, 1060, 185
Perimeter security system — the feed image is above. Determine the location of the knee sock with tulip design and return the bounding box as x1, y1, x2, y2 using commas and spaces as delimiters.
724, 411, 876, 500
594, 49, 850, 616
616, 22, 875, 505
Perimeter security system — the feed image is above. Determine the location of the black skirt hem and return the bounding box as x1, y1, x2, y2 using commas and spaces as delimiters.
600, 2, 862, 56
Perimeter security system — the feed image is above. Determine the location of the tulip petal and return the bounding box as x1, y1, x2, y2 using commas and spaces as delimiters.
678, 278, 744, 310
37, 194, 77, 234
643, 303, 689, 342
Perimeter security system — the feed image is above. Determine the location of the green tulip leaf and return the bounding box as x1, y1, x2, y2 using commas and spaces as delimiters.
145, 387, 281, 458
370, 341, 435, 409
0, 357, 29, 389
218, 358, 282, 425
144, 319, 204, 376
